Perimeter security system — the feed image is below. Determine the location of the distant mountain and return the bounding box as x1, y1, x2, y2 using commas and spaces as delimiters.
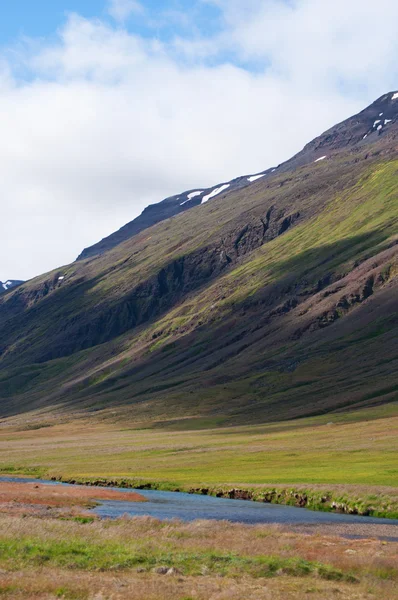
0, 280, 23, 295
1, 91, 397, 426
78, 91, 398, 261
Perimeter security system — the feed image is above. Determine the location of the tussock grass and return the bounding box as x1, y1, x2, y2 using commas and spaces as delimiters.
0, 514, 397, 599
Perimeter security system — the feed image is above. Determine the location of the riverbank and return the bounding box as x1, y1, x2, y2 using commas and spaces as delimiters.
48, 475, 398, 520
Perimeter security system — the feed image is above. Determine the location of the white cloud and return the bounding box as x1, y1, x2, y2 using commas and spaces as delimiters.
0, 2, 397, 281
204, 0, 398, 87
107, 0, 144, 23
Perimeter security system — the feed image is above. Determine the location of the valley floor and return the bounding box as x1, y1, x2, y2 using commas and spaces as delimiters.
0, 403, 397, 516
0, 405, 397, 598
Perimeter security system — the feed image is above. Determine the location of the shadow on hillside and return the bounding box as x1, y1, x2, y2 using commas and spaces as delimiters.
1, 226, 397, 421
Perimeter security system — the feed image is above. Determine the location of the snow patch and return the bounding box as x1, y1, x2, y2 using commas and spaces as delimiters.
188, 191, 203, 200
379, 113, 383, 117
392, 92, 398, 100
373, 120, 381, 127
201, 184, 230, 204
377, 124, 383, 131
271, 169, 276, 172
248, 173, 265, 183
384, 119, 392, 125
180, 190, 204, 205
58, 276, 65, 281
314, 155, 327, 162
363, 134, 368, 139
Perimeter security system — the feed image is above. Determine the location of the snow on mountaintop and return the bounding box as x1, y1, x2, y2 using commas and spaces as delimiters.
247, 174, 265, 183
188, 191, 204, 200
201, 184, 230, 204
0, 280, 23, 293
392, 92, 398, 100
180, 191, 204, 205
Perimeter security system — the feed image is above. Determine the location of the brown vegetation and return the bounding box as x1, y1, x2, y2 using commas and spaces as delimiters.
0, 481, 144, 517
0, 514, 397, 599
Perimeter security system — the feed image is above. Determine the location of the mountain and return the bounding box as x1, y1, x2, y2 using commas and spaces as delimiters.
77, 173, 271, 260
0, 280, 24, 295
78, 91, 398, 261
0, 92, 397, 426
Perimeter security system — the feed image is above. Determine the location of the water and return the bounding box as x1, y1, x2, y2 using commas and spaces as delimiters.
2, 476, 398, 529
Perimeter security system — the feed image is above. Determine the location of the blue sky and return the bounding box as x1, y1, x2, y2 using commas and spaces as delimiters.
0, 1, 222, 47
0, 1, 107, 44
0, 0, 397, 281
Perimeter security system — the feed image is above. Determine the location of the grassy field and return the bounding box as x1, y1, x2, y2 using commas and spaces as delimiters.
0, 512, 397, 599
1, 403, 397, 517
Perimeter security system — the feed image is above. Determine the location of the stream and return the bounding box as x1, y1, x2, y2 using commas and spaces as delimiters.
2, 476, 398, 530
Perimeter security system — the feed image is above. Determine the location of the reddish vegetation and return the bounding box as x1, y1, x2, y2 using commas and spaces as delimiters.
0, 482, 145, 517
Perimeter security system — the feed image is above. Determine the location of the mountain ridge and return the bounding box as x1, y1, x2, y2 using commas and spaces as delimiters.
76, 171, 272, 260
77, 91, 398, 262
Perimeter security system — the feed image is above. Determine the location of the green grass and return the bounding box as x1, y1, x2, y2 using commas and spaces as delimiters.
2, 405, 397, 484
0, 535, 357, 582
0, 465, 46, 478
1, 404, 397, 517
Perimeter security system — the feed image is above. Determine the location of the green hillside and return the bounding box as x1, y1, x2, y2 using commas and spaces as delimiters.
0, 114, 397, 427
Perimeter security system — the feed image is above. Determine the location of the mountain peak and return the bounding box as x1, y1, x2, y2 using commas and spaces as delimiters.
288, 90, 398, 167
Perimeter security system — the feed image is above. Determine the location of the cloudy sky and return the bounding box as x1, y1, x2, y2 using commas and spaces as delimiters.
1, 0, 398, 281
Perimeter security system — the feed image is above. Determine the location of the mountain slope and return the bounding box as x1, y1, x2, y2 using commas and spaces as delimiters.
77, 172, 272, 260
0, 92, 397, 426
78, 92, 398, 261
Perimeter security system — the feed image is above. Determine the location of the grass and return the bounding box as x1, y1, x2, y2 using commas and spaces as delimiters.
0, 513, 397, 599
0, 537, 355, 579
